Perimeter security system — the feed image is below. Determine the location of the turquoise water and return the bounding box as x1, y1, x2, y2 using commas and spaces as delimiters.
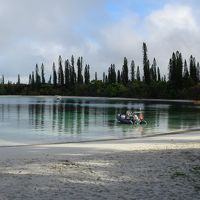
0, 96, 200, 146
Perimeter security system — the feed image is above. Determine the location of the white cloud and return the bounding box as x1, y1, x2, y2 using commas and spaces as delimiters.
87, 3, 200, 78
0, 0, 200, 82
95, 14, 143, 74
144, 4, 200, 75
147, 4, 198, 32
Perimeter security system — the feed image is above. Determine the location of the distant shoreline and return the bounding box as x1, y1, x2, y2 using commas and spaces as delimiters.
0, 94, 197, 102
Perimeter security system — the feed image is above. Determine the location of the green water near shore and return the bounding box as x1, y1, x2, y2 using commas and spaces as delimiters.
0, 96, 199, 146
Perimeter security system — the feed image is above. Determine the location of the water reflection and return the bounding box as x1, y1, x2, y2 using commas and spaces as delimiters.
0, 96, 200, 145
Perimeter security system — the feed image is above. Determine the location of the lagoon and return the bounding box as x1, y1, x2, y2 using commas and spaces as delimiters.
0, 96, 200, 146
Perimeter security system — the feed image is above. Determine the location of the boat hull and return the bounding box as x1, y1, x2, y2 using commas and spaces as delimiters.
116, 114, 147, 125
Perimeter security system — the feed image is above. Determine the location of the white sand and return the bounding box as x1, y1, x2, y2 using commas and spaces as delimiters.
0, 131, 200, 200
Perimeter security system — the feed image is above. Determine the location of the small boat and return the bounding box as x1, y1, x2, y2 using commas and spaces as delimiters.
116, 113, 147, 125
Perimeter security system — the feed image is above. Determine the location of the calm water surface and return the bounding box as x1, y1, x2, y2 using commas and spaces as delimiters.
0, 96, 200, 146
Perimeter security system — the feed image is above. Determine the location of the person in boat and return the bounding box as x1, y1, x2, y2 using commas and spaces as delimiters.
126, 111, 140, 122
139, 112, 144, 121
133, 113, 139, 123
126, 110, 131, 119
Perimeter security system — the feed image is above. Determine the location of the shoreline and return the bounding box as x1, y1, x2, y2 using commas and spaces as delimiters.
1, 128, 200, 148
0, 131, 200, 199
0, 94, 197, 102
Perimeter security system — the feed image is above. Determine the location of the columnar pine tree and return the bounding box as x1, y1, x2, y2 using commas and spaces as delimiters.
84, 64, 90, 84
157, 67, 161, 82
117, 70, 121, 83
35, 64, 41, 86
58, 56, 64, 86
130, 60, 135, 82
95, 72, 97, 81
31, 71, 35, 85
121, 57, 128, 85
70, 55, 76, 85
108, 65, 111, 83
189, 55, 197, 84
48, 75, 52, 84
108, 64, 116, 84
169, 51, 183, 88
150, 58, 157, 81
197, 62, 200, 81
183, 60, 189, 80
41, 63, 45, 84
105, 75, 108, 83
1, 75, 4, 84
64, 59, 70, 87
52, 62, 57, 86
77, 57, 83, 84
17, 74, 20, 84
136, 66, 140, 81
176, 51, 183, 88
29, 74, 32, 85
103, 72, 106, 83
163, 75, 166, 82
143, 43, 150, 83
168, 58, 173, 82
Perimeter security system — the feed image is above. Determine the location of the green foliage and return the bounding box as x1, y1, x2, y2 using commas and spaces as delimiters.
105, 83, 128, 97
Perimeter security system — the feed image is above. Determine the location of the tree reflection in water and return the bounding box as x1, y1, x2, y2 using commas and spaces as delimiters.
0, 96, 200, 145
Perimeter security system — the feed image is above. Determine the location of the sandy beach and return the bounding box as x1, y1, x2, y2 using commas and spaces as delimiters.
0, 131, 200, 200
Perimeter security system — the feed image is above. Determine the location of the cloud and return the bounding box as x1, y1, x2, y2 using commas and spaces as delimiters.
145, 4, 200, 75
0, 0, 200, 82
93, 2, 200, 78
0, 0, 107, 81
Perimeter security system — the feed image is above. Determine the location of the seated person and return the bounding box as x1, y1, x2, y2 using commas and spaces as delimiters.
126, 111, 131, 119
133, 113, 139, 122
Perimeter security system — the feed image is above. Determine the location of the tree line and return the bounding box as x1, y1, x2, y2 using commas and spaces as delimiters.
0, 43, 200, 99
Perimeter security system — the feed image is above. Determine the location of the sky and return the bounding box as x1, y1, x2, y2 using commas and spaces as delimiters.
0, 0, 200, 82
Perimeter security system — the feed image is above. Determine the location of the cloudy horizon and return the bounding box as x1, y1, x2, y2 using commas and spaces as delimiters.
0, 0, 200, 83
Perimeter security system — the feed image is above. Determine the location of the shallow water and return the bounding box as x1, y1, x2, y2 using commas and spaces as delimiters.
0, 96, 200, 146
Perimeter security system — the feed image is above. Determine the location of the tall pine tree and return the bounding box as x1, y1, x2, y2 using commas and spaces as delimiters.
58, 55, 64, 86
77, 57, 83, 84
41, 63, 45, 84
84, 64, 90, 84
52, 62, 57, 86
121, 57, 128, 85
143, 43, 150, 83
130, 60, 135, 82
189, 55, 197, 84
136, 66, 141, 81
65, 59, 70, 87
35, 64, 41, 87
